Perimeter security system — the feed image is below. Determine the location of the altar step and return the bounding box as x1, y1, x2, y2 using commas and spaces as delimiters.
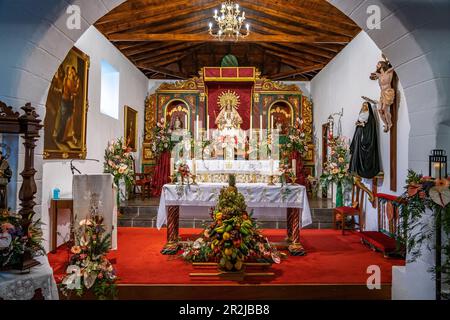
118, 199, 334, 229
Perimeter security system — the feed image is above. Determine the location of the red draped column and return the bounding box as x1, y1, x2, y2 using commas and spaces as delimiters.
152, 151, 170, 197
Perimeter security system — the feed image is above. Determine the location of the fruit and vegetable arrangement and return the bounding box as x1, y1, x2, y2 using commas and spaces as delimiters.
182, 175, 281, 271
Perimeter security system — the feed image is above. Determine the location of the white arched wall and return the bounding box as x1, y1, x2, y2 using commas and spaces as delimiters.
0, 0, 448, 299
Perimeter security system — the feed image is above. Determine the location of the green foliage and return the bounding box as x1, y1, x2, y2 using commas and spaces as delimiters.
182, 180, 281, 271
399, 170, 450, 298
0, 213, 45, 268
320, 136, 353, 189
61, 197, 117, 300
104, 137, 134, 195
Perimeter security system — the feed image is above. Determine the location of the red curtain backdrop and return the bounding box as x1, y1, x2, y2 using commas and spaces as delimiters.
207, 82, 253, 130
152, 151, 170, 197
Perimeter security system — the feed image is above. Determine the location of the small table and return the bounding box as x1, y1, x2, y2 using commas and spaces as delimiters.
0, 255, 59, 300
157, 183, 312, 255
49, 198, 73, 253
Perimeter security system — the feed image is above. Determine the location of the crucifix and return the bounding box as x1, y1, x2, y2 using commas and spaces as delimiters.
368, 55, 399, 191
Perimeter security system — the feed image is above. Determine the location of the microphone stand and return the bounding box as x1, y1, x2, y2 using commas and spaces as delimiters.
70, 158, 100, 175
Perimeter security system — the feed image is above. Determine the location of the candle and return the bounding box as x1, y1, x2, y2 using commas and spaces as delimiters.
260, 115, 263, 141
192, 158, 196, 175
292, 159, 296, 176
196, 115, 199, 141
206, 115, 210, 139
184, 114, 188, 131
170, 158, 174, 176
269, 158, 273, 175
249, 115, 253, 140
271, 115, 274, 131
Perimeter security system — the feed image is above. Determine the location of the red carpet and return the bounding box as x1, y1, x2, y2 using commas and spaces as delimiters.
48, 227, 404, 285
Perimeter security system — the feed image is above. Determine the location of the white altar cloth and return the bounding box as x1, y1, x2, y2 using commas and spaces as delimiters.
0, 256, 59, 300
157, 183, 312, 229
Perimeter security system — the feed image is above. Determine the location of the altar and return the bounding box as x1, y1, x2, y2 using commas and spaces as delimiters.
158, 182, 312, 255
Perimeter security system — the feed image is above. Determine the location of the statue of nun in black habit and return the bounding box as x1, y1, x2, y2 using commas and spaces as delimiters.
349, 98, 381, 179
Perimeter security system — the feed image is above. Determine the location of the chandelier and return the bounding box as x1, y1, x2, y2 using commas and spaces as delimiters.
208, 1, 250, 41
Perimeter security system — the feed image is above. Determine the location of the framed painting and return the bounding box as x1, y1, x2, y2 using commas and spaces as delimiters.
43, 46, 89, 159
124, 106, 138, 152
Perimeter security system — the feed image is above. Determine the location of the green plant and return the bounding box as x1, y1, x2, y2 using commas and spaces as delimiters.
399, 170, 450, 299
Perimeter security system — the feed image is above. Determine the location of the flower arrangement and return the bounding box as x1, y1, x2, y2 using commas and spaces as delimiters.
175, 160, 191, 182
104, 137, 134, 201
61, 195, 117, 299
319, 136, 353, 189
279, 163, 294, 185
307, 175, 319, 198
181, 175, 281, 271
150, 118, 177, 157
0, 211, 44, 269
282, 118, 310, 155
398, 170, 450, 298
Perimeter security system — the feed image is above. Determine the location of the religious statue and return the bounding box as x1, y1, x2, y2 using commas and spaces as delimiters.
173, 116, 182, 130
0, 150, 12, 210
349, 98, 381, 179
370, 56, 395, 132
215, 90, 243, 132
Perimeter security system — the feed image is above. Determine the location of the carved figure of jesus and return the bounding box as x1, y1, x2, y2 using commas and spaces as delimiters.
370, 60, 395, 132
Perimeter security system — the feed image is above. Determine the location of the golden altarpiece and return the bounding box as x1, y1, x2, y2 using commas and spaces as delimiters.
142, 67, 314, 177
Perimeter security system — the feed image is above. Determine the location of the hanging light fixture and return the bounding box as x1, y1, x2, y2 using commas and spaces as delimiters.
208, 1, 250, 41
429, 149, 448, 179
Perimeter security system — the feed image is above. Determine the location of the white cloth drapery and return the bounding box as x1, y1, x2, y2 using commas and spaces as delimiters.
157, 183, 312, 229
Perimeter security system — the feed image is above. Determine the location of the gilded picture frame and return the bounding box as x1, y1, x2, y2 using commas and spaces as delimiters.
43, 46, 89, 159
124, 105, 138, 152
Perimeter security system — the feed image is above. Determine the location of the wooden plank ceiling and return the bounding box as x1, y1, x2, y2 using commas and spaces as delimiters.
95, 0, 360, 81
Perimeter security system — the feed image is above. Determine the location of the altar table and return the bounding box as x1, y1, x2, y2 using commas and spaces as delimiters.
157, 183, 312, 255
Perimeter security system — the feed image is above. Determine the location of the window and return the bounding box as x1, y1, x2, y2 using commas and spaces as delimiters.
100, 60, 120, 119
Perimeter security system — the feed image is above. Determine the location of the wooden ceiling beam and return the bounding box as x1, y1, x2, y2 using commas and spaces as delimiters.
270, 64, 325, 80
103, 1, 217, 35
248, 0, 358, 29
257, 43, 328, 64
108, 32, 351, 43
136, 65, 187, 79
239, 0, 358, 37
96, 0, 191, 26
132, 42, 203, 62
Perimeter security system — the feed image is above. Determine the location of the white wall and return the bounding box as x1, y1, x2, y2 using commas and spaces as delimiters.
311, 31, 410, 230
41, 26, 148, 251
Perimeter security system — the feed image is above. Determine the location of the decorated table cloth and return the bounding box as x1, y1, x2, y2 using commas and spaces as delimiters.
0, 255, 59, 300
157, 183, 312, 229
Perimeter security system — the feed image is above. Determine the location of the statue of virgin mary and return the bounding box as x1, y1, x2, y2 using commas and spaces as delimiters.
215, 90, 243, 136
